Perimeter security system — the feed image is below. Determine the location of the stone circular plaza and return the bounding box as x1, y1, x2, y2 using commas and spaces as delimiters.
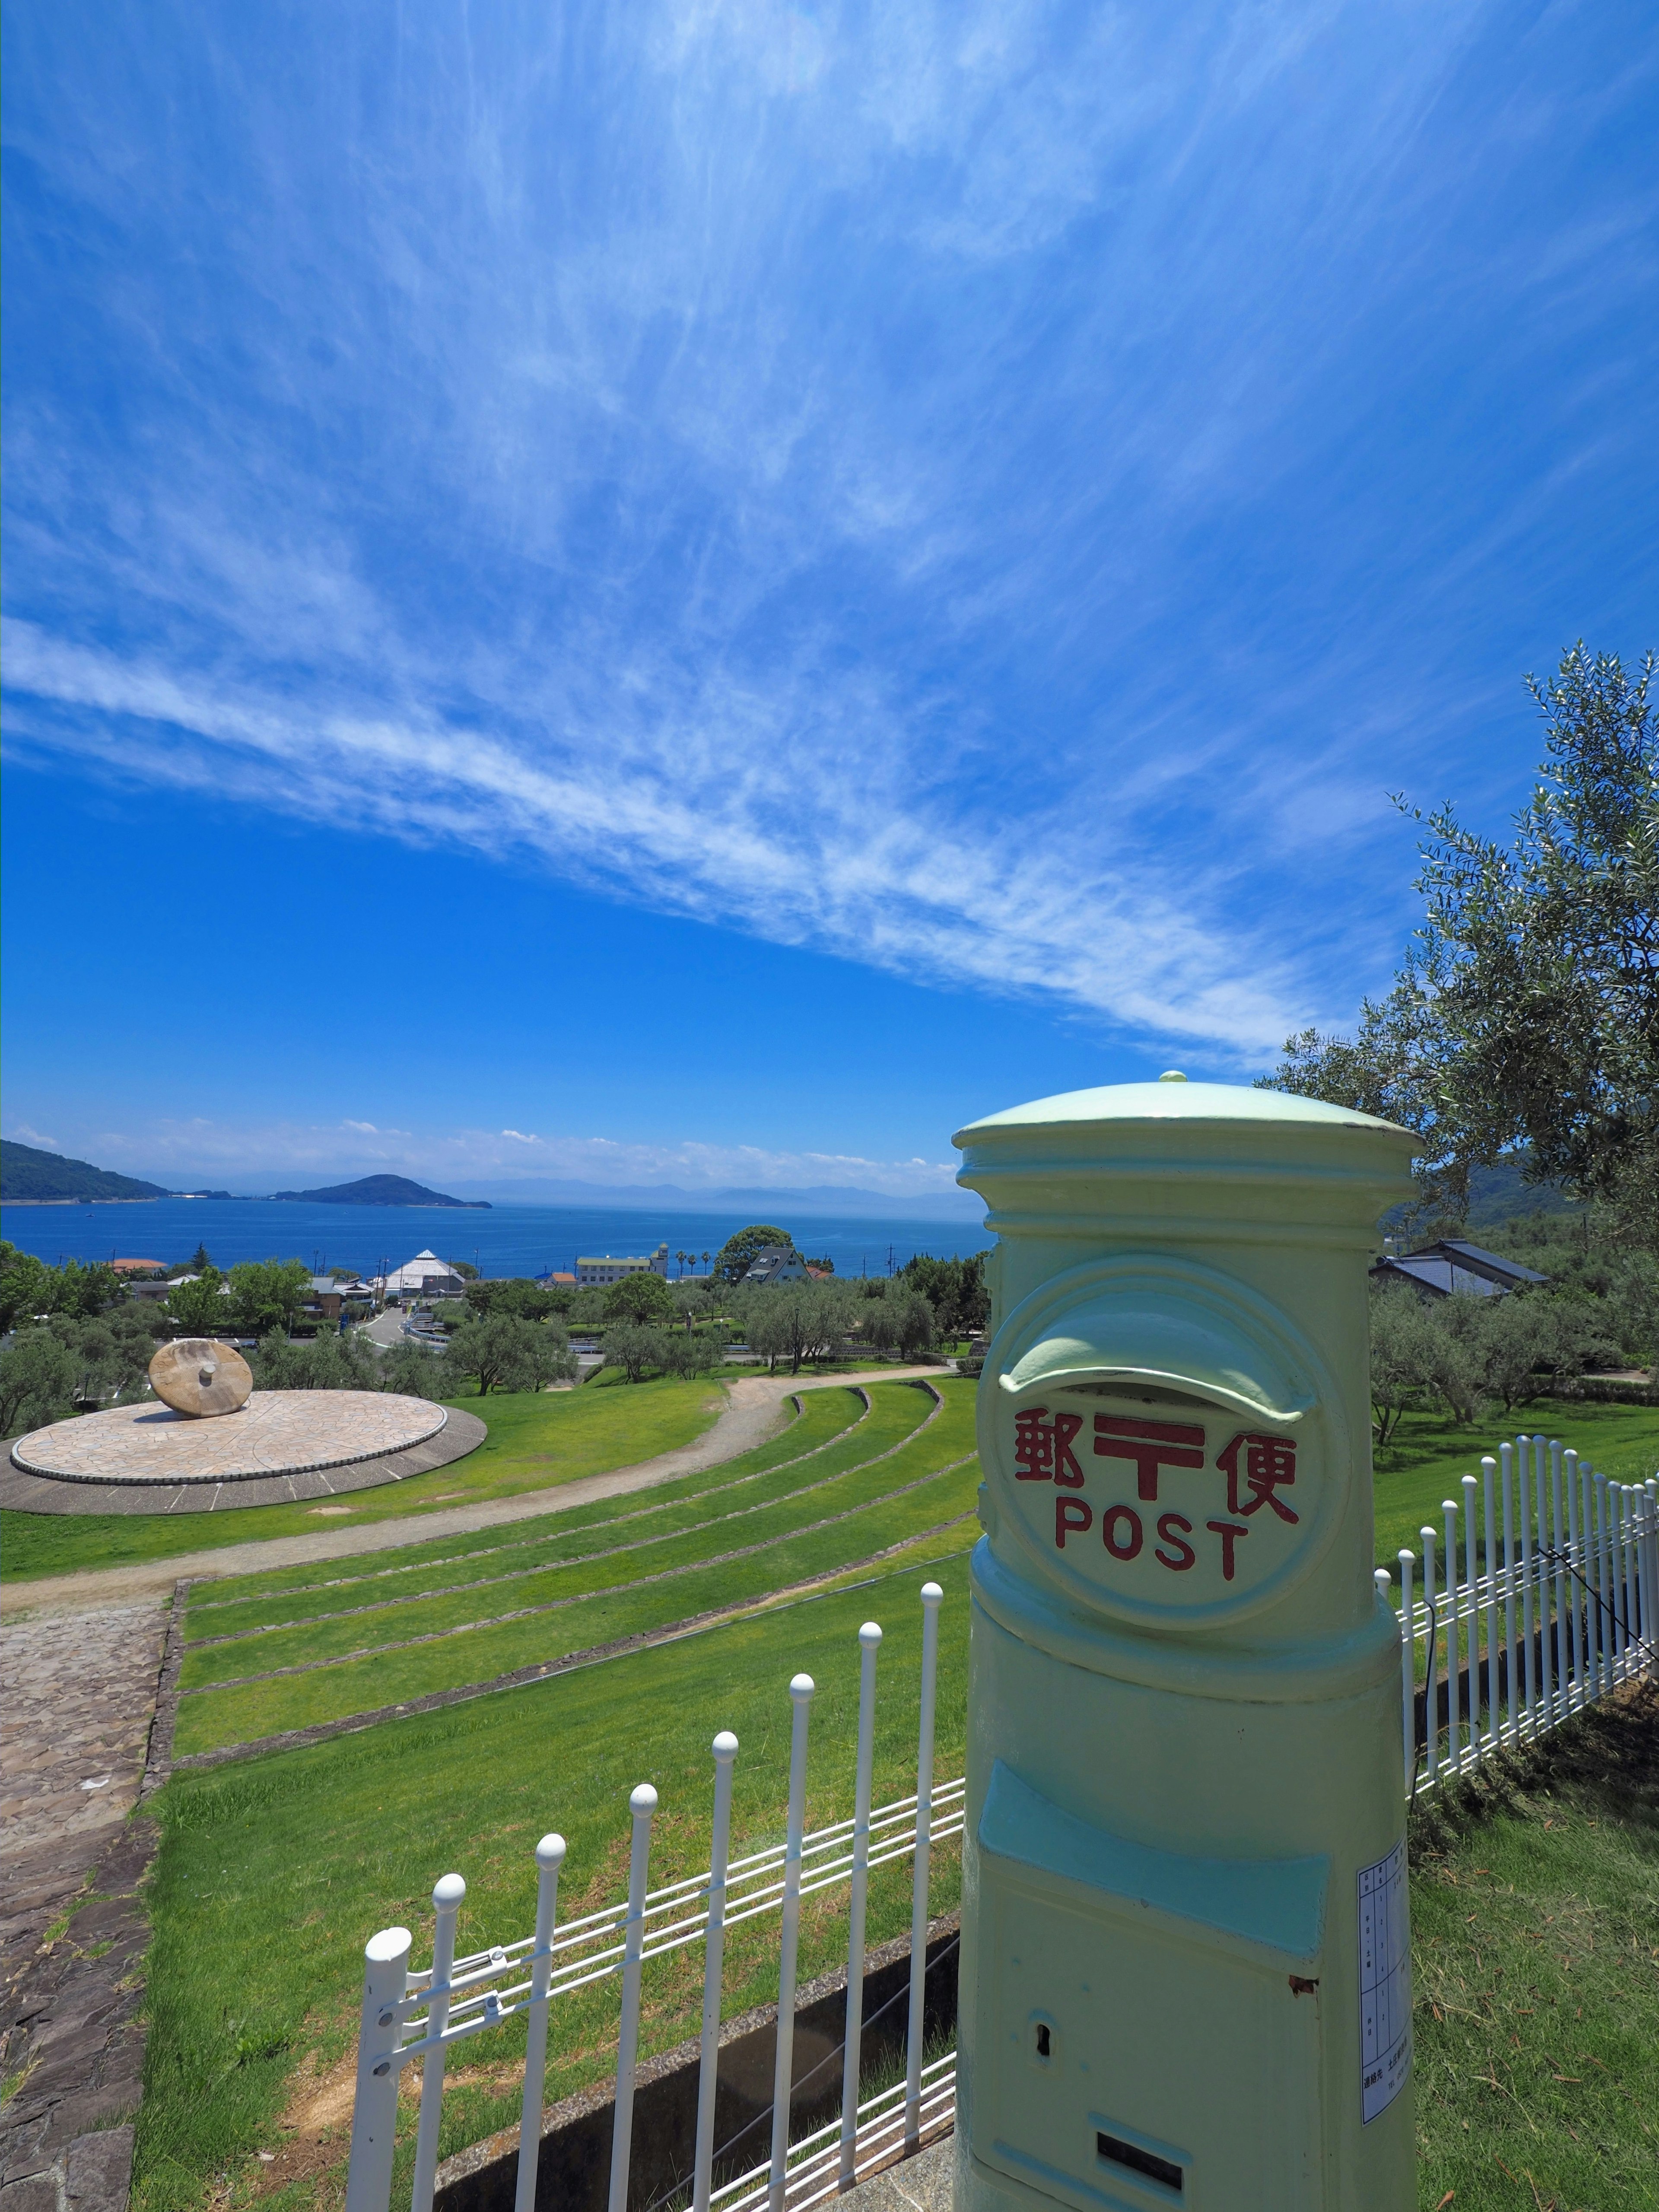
13, 1391, 449, 1484
3, 1391, 488, 1515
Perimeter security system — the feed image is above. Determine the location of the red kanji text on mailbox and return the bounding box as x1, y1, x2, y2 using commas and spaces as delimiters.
1092, 1414, 1206, 1501
1215, 1431, 1300, 1522
1013, 1405, 1084, 1487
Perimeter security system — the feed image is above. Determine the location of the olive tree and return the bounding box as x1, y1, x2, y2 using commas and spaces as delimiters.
1269, 645, 1657, 1233
0, 1329, 78, 1435
448, 1315, 576, 1395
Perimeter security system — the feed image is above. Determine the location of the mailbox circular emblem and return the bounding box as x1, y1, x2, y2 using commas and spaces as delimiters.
978, 1255, 1348, 1630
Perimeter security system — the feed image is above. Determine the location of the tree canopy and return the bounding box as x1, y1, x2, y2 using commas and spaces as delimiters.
0, 1246, 122, 1330
602, 1271, 677, 1323
1266, 645, 1657, 1235
712, 1225, 791, 1284
464, 1275, 567, 1322
896, 1253, 989, 1339
445, 1313, 575, 1395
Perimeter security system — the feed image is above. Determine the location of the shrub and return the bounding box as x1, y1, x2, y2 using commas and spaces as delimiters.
603, 1324, 672, 1383
0, 1328, 78, 1435
447, 1315, 576, 1395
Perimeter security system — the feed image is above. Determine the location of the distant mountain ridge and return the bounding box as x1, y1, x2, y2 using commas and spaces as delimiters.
440, 1176, 984, 1217
1, 1138, 172, 1203
269, 1174, 489, 1209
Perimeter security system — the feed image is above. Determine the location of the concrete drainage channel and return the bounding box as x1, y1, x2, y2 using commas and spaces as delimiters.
435, 1916, 960, 2212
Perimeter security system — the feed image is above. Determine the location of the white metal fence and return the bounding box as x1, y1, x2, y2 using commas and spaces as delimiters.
1389, 1437, 1657, 1796
343, 1438, 1659, 2212
344, 1582, 960, 2212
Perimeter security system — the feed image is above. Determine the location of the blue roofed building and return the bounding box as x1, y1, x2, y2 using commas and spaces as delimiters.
1370, 1238, 1550, 1300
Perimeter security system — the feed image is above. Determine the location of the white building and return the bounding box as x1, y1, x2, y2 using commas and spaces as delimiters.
375, 1250, 468, 1300
576, 1243, 670, 1285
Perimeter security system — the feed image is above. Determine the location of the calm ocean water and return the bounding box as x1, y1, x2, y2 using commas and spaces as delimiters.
0, 1196, 994, 1280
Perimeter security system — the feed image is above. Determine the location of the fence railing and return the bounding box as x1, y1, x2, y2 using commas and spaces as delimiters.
344, 1582, 958, 2212
1388, 1438, 1657, 1796
344, 1440, 1658, 2212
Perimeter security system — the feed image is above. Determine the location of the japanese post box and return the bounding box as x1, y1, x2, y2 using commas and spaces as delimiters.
951, 1077, 1418, 2212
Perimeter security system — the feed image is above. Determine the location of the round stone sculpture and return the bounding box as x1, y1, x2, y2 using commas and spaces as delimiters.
148, 1338, 254, 1417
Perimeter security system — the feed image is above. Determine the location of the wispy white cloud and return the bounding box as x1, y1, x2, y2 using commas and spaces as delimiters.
6, 1124, 63, 1152
3, 1112, 963, 1198
0, 616, 1303, 1049
3, 0, 1650, 1071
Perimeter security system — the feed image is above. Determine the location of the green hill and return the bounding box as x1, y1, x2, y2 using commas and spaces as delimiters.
268, 1173, 489, 1208
0, 1138, 170, 1203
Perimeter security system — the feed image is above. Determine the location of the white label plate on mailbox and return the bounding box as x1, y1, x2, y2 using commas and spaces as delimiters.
1357, 1837, 1411, 2123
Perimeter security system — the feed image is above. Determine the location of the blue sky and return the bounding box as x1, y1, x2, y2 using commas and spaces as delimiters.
3, 0, 1653, 1199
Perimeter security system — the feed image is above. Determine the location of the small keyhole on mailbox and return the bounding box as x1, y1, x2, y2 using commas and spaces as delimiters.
1035, 2023, 1051, 2059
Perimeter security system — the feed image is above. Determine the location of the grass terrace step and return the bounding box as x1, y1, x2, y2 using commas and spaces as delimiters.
182, 1384, 877, 1634
172, 1383, 977, 1754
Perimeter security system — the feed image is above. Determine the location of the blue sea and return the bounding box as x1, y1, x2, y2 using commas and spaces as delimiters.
0, 1197, 995, 1281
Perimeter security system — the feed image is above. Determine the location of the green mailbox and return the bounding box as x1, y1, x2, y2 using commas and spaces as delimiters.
952, 1076, 1418, 2212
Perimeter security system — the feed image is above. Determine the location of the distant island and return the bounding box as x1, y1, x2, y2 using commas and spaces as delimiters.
1, 1138, 172, 1204
268, 1174, 490, 1209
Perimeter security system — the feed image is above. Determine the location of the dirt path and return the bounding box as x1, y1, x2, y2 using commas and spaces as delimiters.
1, 1367, 946, 1621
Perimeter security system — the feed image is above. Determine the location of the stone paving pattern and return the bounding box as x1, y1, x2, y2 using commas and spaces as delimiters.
12, 1392, 448, 1485
1, 1409, 487, 1519
2, 1605, 170, 2212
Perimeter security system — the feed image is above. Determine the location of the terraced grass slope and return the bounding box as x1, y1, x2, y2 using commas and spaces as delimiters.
174, 1379, 978, 1756
0, 1376, 730, 1583
140, 1552, 976, 2212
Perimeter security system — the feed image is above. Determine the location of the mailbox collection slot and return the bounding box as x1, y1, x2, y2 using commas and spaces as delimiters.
1096, 2131, 1184, 2195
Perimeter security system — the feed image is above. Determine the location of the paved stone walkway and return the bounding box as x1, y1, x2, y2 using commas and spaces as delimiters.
2, 1369, 943, 1621
1, 1605, 170, 2212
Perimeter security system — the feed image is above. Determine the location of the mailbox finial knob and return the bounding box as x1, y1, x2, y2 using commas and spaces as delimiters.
1158, 1069, 1188, 1082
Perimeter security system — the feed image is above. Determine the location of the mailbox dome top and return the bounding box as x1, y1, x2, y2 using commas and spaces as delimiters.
953, 1078, 1411, 1147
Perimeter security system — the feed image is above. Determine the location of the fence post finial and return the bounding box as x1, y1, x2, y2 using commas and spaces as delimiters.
412, 1876, 466, 2212
839, 1625, 884, 2192
345, 1927, 412, 2212
693, 1735, 740, 2212
769, 1677, 817, 2212
515, 1838, 567, 2212
609, 1786, 659, 2212
906, 1584, 944, 2155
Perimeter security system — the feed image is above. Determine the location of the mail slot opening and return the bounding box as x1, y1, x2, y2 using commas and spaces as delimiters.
1096, 2131, 1183, 2194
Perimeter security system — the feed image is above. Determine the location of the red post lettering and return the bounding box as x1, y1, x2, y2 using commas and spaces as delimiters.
1206, 1519, 1249, 1581
1102, 1503, 1143, 1560
1055, 1496, 1093, 1549
1016, 1406, 1086, 1485
1215, 1432, 1299, 1522
1093, 1415, 1206, 1502
1154, 1512, 1195, 1571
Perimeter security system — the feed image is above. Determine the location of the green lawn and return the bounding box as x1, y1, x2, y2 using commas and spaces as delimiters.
0, 1378, 730, 1583
138, 1549, 977, 2212
1373, 1399, 1658, 1569
171, 1382, 971, 1752
127, 1372, 1658, 2212
180, 1383, 868, 1636
1411, 1684, 1659, 2209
